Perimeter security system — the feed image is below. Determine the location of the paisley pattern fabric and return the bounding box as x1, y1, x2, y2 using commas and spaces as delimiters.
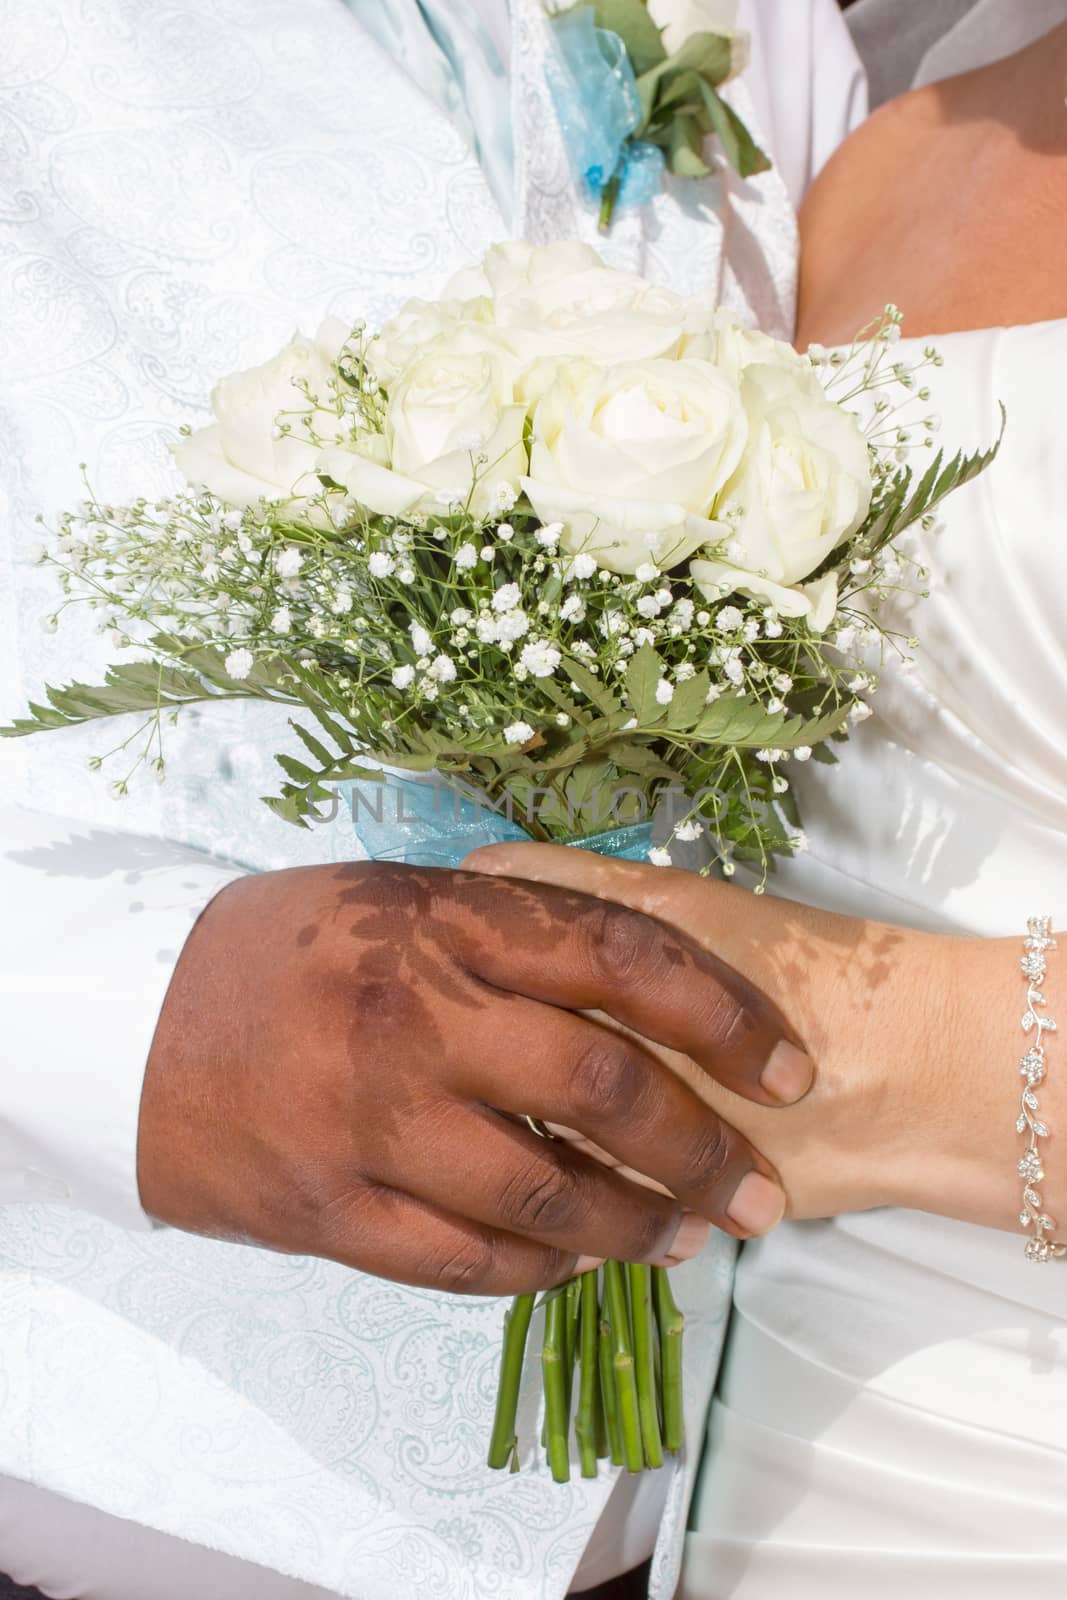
0, 2, 803, 1595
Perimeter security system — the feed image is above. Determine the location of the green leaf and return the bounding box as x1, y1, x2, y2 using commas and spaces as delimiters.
667, 112, 712, 178
0, 654, 280, 739
665, 670, 711, 729
635, 32, 733, 126
591, 0, 666, 75
564, 656, 625, 718
625, 644, 666, 724
854, 412, 1003, 560
698, 82, 771, 178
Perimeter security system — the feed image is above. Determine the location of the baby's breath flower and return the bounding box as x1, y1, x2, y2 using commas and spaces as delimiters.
496, 610, 530, 643
275, 547, 303, 578
634, 562, 659, 583
654, 678, 674, 705
569, 553, 597, 581
410, 622, 432, 655
493, 583, 522, 613
793, 745, 812, 762
450, 607, 472, 626
648, 846, 673, 867
536, 522, 562, 548
368, 551, 395, 578
716, 605, 743, 632
225, 646, 254, 680
519, 640, 561, 679
429, 654, 457, 682
504, 720, 534, 745
454, 543, 478, 570
392, 664, 415, 690
496, 523, 514, 542
560, 595, 585, 622
675, 819, 703, 842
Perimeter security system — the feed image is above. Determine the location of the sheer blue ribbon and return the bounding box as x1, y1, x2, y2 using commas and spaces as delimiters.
546, 6, 665, 209
341, 771, 653, 870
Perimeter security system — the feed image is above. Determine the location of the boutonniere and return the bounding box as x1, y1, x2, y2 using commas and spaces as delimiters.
545, 0, 770, 230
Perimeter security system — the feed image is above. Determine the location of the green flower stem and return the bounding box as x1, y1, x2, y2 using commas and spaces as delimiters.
603, 1260, 643, 1472
564, 1275, 581, 1415
627, 1264, 664, 1470
598, 174, 621, 233
542, 1288, 572, 1483
487, 1292, 535, 1471
575, 1270, 600, 1478
593, 1328, 610, 1460
598, 1312, 624, 1466
653, 1267, 685, 1455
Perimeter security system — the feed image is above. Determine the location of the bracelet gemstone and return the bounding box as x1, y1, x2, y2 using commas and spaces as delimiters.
1017, 916, 1066, 1261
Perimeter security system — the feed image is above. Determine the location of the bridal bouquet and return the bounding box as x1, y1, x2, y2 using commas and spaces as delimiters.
6, 240, 995, 1481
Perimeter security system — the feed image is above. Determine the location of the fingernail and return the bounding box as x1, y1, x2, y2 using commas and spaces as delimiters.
761, 1040, 813, 1104
656, 1212, 711, 1265
726, 1172, 786, 1236
574, 1255, 604, 1275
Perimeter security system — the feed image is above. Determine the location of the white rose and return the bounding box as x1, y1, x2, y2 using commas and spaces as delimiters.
690, 363, 872, 629
317, 340, 527, 522
523, 357, 747, 574
646, 0, 748, 74
458, 243, 700, 399
441, 240, 606, 302
369, 296, 497, 388
174, 319, 348, 507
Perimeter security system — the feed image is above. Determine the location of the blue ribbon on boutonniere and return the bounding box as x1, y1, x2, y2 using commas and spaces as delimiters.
545, 6, 666, 227
544, 0, 770, 232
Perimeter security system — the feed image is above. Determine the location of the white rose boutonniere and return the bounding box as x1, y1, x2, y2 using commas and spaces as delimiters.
174, 320, 348, 507
523, 356, 747, 573
691, 363, 873, 628
545, 0, 767, 229
645, 0, 748, 75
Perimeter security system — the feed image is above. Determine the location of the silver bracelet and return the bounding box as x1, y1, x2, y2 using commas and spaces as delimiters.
1017, 916, 1065, 1261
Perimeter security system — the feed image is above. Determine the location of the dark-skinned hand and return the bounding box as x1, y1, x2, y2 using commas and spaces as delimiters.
137, 862, 811, 1294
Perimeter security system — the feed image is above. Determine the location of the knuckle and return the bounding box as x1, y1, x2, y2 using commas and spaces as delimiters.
538, 1249, 578, 1290
353, 974, 419, 1030
678, 1118, 733, 1194
702, 983, 758, 1054
583, 902, 656, 987
428, 1235, 498, 1295
501, 1159, 586, 1235
622, 1198, 681, 1264
569, 1035, 647, 1124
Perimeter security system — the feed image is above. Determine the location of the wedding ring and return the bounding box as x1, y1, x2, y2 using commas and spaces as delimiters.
525, 1115, 559, 1141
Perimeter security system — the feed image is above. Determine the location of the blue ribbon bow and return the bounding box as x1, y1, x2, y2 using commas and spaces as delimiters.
545, 6, 666, 211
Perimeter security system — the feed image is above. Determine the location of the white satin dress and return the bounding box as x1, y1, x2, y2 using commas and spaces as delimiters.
682, 318, 1067, 1596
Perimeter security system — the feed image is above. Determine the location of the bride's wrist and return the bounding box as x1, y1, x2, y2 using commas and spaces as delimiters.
882, 935, 1026, 1229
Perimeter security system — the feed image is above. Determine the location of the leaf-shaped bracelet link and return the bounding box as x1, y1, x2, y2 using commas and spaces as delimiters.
1017, 917, 1066, 1261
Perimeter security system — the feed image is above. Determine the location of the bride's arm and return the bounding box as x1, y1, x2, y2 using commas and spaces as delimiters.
467, 843, 1055, 1235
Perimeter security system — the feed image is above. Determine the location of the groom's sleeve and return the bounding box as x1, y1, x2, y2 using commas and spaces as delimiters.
0, 806, 245, 1228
